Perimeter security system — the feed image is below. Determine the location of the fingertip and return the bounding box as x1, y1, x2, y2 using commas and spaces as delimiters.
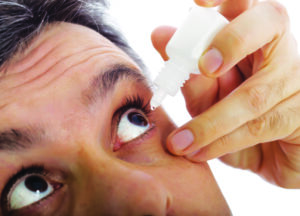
166, 134, 179, 155
198, 47, 224, 78
151, 26, 176, 61
194, 0, 224, 8
167, 128, 195, 155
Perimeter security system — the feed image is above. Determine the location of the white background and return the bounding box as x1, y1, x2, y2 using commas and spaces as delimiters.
108, 0, 300, 215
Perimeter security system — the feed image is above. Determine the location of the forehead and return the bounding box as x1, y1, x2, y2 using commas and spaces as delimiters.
0, 22, 142, 130
0, 22, 139, 99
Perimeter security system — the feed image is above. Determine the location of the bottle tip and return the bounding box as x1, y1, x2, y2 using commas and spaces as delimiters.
150, 88, 167, 110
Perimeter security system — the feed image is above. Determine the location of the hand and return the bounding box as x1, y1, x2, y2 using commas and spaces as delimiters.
151, 0, 300, 188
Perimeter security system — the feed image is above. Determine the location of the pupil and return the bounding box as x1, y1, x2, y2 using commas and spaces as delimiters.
25, 176, 48, 193
128, 112, 148, 126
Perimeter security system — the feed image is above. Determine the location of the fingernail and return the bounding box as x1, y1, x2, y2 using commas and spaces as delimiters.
202, 0, 221, 7
200, 48, 223, 74
170, 129, 194, 151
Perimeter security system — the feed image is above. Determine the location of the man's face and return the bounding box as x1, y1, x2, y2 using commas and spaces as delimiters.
0, 23, 230, 216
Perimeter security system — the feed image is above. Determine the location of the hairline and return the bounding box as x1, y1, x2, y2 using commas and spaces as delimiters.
0, 0, 146, 73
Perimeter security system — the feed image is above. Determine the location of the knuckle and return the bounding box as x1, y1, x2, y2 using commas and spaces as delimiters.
267, 111, 287, 132
244, 77, 287, 114
221, 26, 247, 57
266, 1, 289, 24
216, 135, 230, 150
247, 116, 267, 137
202, 115, 219, 135
245, 85, 270, 114
193, 115, 218, 140
247, 110, 287, 137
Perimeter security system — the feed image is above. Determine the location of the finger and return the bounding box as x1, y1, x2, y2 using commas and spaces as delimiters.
181, 67, 243, 118
236, 56, 254, 79
195, 0, 256, 20
194, 0, 224, 7
186, 90, 300, 161
151, 26, 176, 61
218, 67, 243, 100
219, 145, 263, 172
198, 1, 290, 77
219, 0, 258, 21
181, 74, 218, 117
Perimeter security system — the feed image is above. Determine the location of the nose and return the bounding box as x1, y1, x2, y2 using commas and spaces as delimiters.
73, 151, 170, 216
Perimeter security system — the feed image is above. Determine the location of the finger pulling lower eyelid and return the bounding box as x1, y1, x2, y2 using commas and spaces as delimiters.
170, 129, 194, 153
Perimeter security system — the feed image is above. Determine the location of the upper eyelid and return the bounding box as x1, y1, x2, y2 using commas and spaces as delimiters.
115, 95, 151, 115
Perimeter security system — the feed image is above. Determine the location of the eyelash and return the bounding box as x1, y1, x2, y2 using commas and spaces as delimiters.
1, 165, 62, 214
115, 95, 152, 123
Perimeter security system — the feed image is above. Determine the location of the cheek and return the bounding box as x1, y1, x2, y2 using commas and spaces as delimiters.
103, 170, 169, 212
75, 162, 169, 215
114, 128, 162, 164
146, 161, 230, 214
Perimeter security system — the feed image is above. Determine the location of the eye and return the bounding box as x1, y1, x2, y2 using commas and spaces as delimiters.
117, 108, 150, 143
8, 174, 54, 210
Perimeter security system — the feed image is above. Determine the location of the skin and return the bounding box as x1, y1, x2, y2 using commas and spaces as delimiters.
0, 23, 230, 215
152, 0, 300, 188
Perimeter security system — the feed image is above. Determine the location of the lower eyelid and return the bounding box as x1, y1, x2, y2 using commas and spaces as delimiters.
114, 124, 156, 152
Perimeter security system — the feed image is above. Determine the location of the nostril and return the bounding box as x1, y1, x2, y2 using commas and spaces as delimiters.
166, 196, 171, 211
166, 195, 174, 216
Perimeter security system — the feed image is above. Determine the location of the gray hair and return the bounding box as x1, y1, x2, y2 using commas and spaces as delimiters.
0, 0, 145, 70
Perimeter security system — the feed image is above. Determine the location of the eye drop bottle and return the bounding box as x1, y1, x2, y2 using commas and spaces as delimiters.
151, 6, 228, 109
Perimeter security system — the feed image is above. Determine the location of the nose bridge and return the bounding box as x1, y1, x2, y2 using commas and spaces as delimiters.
73, 146, 168, 216
75, 142, 119, 181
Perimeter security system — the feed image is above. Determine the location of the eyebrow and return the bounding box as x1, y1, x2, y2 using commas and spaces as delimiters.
0, 129, 35, 151
0, 64, 149, 151
82, 64, 148, 105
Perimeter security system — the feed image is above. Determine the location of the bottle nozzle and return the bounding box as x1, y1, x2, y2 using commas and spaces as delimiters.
150, 88, 167, 110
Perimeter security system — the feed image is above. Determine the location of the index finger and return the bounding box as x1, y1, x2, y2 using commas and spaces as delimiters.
194, 0, 224, 7
219, 0, 258, 20
195, 0, 256, 20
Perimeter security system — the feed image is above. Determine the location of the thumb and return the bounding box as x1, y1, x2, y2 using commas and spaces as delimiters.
151, 26, 176, 61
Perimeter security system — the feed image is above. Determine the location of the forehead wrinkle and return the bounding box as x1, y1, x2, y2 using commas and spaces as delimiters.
0, 46, 113, 109
0, 23, 115, 92
82, 64, 149, 106
2, 24, 64, 77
